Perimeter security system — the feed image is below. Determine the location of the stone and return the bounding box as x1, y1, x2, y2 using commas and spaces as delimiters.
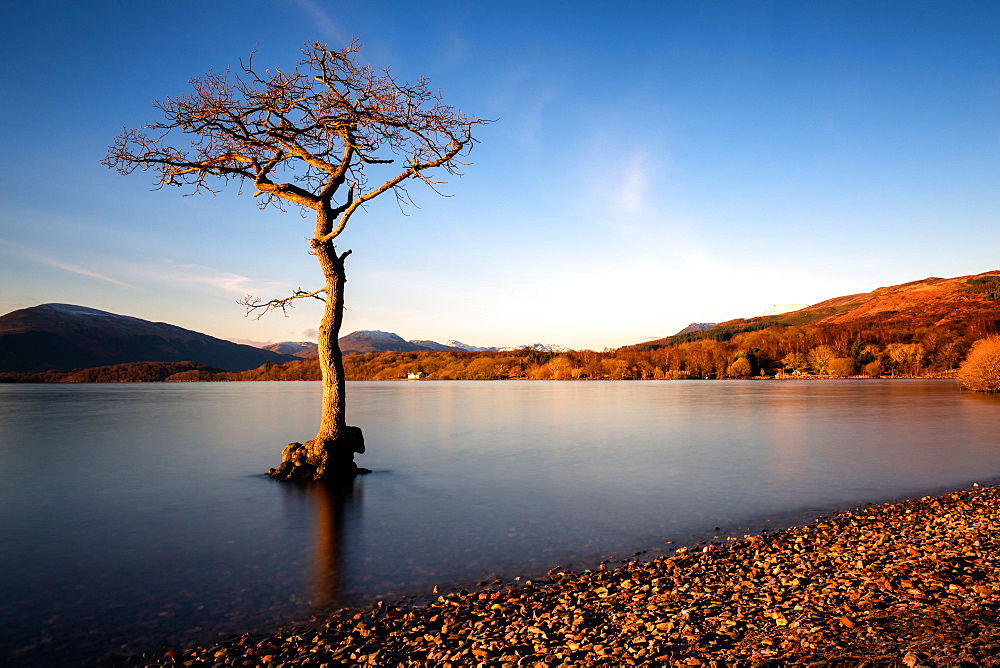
124, 484, 1000, 666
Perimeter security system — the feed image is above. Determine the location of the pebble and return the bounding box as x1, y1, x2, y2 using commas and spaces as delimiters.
123, 485, 1000, 666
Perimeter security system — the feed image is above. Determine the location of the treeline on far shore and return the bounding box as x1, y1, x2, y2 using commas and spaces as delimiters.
3, 321, 996, 383
0, 360, 222, 383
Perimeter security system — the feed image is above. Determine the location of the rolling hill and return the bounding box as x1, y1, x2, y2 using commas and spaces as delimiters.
627, 271, 1000, 350
0, 304, 297, 373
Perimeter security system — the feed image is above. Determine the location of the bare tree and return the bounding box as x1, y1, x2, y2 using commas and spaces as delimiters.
105, 41, 488, 479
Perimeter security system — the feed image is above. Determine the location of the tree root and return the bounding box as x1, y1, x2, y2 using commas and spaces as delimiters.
267, 426, 369, 480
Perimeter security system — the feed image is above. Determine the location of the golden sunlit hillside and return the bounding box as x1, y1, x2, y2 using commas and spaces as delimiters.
631, 270, 1000, 350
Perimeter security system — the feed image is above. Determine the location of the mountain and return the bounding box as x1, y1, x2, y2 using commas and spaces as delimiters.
265, 332, 574, 355
408, 339, 465, 351
443, 339, 484, 351
674, 322, 718, 336
0, 304, 297, 373
338, 330, 430, 354
497, 343, 574, 353
262, 341, 319, 358
627, 271, 1000, 350
439, 340, 572, 353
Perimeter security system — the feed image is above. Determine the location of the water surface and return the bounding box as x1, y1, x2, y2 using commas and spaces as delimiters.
1, 380, 998, 665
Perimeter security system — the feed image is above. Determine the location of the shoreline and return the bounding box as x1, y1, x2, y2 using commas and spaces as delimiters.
0, 375, 965, 384
119, 484, 1000, 666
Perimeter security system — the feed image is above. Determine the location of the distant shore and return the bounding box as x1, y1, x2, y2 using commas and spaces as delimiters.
121, 484, 1000, 666
0, 366, 961, 384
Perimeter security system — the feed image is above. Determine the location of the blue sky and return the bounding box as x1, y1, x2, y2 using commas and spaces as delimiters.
1, 1, 997, 350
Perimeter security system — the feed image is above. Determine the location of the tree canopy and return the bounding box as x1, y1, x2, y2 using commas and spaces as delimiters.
105, 40, 483, 241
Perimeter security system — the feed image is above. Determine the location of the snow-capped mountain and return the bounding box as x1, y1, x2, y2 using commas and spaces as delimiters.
408, 339, 461, 351
261, 331, 573, 355
261, 341, 319, 358
494, 343, 573, 353
443, 339, 488, 351
438, 340, 572, 353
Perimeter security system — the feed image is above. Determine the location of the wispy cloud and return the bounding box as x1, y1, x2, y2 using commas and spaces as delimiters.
290, 0, 351, 45
439, 32, 469, 68
489, 66, 558, 152
43, 260, 135, 288
0, 238, 135, 288
125, 259, 292, 296
616, 151, 650, 215
584, 148, 653, 233
522, 88, 558, 152
0, 239, 285, 297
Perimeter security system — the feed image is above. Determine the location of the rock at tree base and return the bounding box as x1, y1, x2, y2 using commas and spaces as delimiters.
267, 426, 369, 480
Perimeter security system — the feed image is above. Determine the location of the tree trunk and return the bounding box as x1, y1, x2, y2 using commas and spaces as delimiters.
268, 239, 367, 480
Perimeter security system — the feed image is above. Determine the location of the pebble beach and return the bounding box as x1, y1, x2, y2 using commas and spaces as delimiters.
124, 485, 1000, 667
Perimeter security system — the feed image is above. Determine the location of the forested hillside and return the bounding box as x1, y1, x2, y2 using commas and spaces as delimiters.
632, 271, 1000, 349
4, 272, 997, 383
0, 361, 219, 383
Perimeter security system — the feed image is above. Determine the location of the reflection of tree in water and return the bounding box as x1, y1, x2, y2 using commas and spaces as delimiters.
280, 479, 362, 609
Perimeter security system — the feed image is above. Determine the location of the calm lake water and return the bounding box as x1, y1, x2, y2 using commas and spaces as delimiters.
1, 380, 998, 665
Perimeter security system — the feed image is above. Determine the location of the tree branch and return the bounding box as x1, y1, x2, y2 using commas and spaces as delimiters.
105, 39, 491, 262
239, 287, 326, 319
